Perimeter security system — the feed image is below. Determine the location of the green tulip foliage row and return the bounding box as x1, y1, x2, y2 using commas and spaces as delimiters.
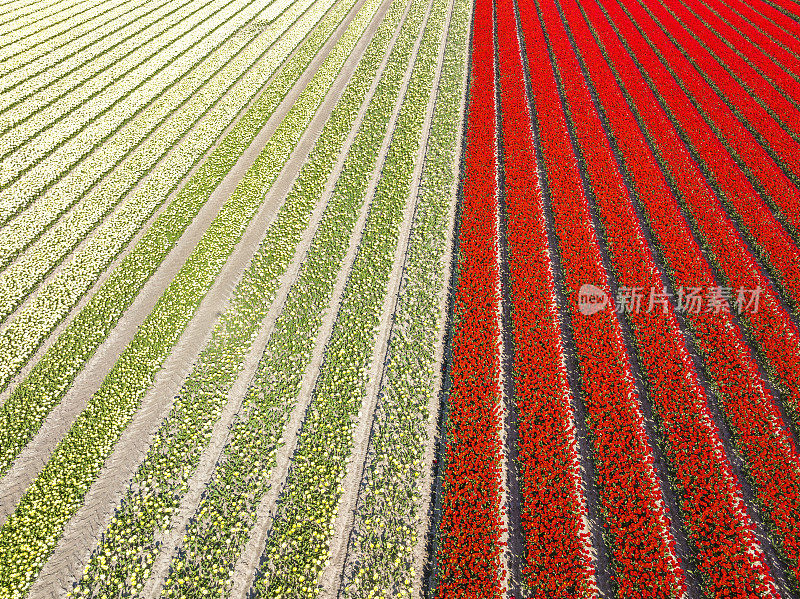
246, 0, 448, 594
0, 0, 314, 324
0, 0, 355, 481
0, 0, 332, 396
66, 0, 397, 594
157, 0, 423, 595
339, 0, 469, 594
0, 0, 374, 592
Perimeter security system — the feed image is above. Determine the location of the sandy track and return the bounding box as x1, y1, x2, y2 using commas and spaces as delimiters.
0, 0, 352, 524
224, 4, 422, 595
409, 0, 470, 595
22, 1, 376, 591
317, 0, 440, 591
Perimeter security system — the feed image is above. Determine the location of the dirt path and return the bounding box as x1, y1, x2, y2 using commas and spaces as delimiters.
224, 5, 421, 595
409, 1, 470, 595
0, 0, 351, 525
22, 4, 375, 592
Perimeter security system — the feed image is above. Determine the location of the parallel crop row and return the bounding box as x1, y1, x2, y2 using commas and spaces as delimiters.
248, 0, 446, 591
518, 0, 687, 595
0, 0, 293, 262
0, 0, 381, 587
575, 0, 800, 586
631, 0, 800, 315
0, 0, 258, 195
497, 0, 596, 595
0, 0, 142, 79
434, 0, 505, 591
0, 0, 191, 128
69, 0, 393, 593
0, 0, 269, 240
602, 0, 800, 436
0, 0, 311, 320
152, 0, 425, 594
335, 0, 468, 594
548, 0, 779, 593
0, 0, 353, 479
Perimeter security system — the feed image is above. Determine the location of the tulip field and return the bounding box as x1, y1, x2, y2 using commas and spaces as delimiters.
2, 0, 800, 594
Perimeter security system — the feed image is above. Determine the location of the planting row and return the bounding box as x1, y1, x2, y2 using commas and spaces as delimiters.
69, 0, 399, 593
0, 0, 356, 480
571, 0, 800, 587
0, 0, 383, 588
338, 0, 469, 594
433, 0, 505, 590
495, 0, 597, 594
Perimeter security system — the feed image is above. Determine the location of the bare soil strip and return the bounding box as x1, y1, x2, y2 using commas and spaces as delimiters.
409, 0, 471, 594
22, 2, 375, 592
0, 0, 352, 521
224, 4, 424, 595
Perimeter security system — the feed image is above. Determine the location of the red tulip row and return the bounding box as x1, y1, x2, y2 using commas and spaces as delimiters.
659, 0, 800, 137
642, 0, 800, 156
600, 0, 800, 436
677, 0, 800, 105
516, 0, 688, 595
574, 0, 800, 586
621, 0, 800, 316
543, 0, 779, 594
718, 0, 800, 70
701, 0, 800, 89
628, 0, 800, 187
744, 0, 800, 27
689, 0, 800, 240
652, 0, 800, 259
435, 0, 505, 592
495, 0, 596, 595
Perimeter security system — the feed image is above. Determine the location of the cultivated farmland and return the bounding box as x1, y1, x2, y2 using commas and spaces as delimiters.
0, 0, 799, 595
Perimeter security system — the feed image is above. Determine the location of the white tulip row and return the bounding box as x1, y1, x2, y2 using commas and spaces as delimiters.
0, 0, 97, 32
69, 0, 400, 594
249, 0, 443, 595
0, 0, 142, 73
0, 0, 314, 317
0, 0, 293, 128
155, 0, 417, 594
0, 0, 92, 26
0, 0, 383, 590
340, 0, 468, 594
0, 0, 190, 126
0, 0, 75, 27
0, 0, 354, 482
0, 0, 258, 191
0, 0, 345, 475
